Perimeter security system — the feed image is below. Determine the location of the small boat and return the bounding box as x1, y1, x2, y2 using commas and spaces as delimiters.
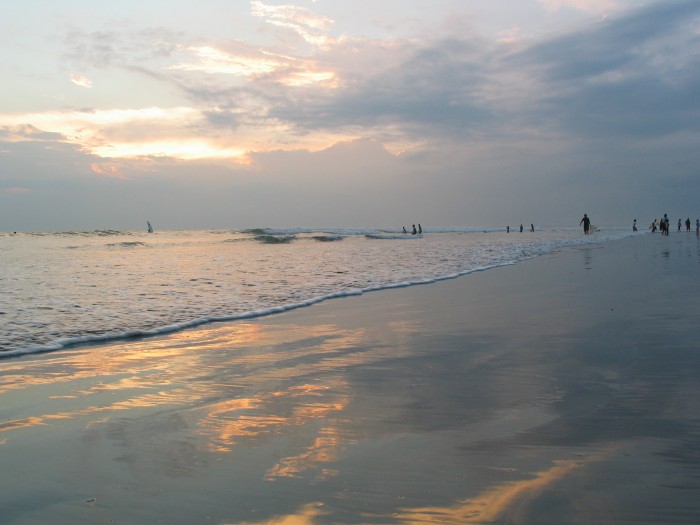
147, 220, 154, 233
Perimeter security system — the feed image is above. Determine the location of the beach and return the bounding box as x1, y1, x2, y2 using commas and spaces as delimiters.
2, 232, 700, 524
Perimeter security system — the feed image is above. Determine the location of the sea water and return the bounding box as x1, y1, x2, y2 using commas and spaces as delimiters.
0, 227, 633, 357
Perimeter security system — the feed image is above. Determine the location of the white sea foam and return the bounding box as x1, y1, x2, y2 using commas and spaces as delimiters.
0, 226, 637, 357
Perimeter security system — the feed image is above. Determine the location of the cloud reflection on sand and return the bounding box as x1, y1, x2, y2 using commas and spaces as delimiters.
392, 458, 594, 524
0, 319, 375, 485
224, 456, 604, 525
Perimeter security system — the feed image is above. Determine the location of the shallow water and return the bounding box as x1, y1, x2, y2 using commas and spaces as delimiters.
0, 227, 632, 356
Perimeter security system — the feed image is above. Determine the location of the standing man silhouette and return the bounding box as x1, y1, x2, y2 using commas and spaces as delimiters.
580, 214, 591, 234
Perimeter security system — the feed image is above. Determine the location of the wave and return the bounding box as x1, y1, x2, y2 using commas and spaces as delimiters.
20, 230, 131, 238
106, 241, 147, 248
0, 258, 524, 360
311, 235, 343, 242
253, 234, 295, 244
365, 233, 423, 240
242, 228, 269, 236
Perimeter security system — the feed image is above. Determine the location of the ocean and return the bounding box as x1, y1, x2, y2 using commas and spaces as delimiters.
0, 226, 634, 357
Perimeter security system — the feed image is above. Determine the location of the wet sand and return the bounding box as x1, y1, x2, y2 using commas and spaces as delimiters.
2, 232, 700, 524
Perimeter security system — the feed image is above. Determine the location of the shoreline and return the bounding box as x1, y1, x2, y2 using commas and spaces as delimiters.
2, 233, 700, 524
0, 229, 635, 359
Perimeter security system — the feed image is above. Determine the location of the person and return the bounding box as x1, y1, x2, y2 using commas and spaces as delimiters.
506, 225, 510, 233
519, 224, 523, 233
633, 219, 637, 232
662, 214, 670, 236
685, 218, 691, 232
696, 219, 699, 237
412, 224, 417, 235
580, 213, 591, 234
402, 226, 407, 234
418, 224, 422, 234
678, 218, 682, 232
650, 219, 657, 233
530, 224, 534, 232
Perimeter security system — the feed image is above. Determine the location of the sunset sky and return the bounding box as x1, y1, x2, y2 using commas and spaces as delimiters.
1, 0, 699, 231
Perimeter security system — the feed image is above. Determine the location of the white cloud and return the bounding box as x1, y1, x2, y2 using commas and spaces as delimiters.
166, 45, 337, 86
250, 0, 335, 46
69, 74, 93, 88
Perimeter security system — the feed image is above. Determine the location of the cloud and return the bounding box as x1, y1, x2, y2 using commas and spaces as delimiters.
496, 27, 524, 44
166, 44, 337, 86
250, 0, 335, 46
62, 27, 185, 70
538, 0, 617, 14
509, 0, 700, 139
259, 36, 496, 147
69, 74, 93, 88
90, 163, 126, 179
5, 1, 700, 186
3, 187, 32, 194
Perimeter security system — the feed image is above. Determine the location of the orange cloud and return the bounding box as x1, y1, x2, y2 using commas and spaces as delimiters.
69, 74, 93, 88
90, 163, 126, 179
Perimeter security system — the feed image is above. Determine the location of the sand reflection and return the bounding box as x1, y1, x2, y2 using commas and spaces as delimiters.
265, 425, 346, 480
231, 503, 328, 525
0, 318, 392, 470
394, 456, 604, 524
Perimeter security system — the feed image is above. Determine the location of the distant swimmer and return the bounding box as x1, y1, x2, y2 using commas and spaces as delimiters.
633, 219, 637, 231
530, 224, 534, 232
580, 213, 591, 234
520, 224, 523, 233
412, 224, 417, 235
402, 226, 407, 234
418, 224, 422, 234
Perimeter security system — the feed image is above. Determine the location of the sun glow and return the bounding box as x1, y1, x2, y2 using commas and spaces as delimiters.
167, 45, 337, 87
0, 107, 253, 161
168, 46, 281, 76
90, 140, 249, 161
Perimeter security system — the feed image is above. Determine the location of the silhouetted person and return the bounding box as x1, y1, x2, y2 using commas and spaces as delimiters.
580, 214, 591, 234
402, 226, 407, 234
685, 218, 691, 232
661, 214, 669, 235
633, 219, 637, 231
678, 218, 681, 232
530, 224, 534, 232
412, 224, 417, 235
506, 225, 510, 233
519, 224, 523, 232
418, 224, 422, 234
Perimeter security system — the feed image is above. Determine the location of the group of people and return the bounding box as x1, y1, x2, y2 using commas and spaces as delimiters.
648, 214, 699, 236
402, 224, 422, 235
506, 224, 535, 233
401, 215, 698, 237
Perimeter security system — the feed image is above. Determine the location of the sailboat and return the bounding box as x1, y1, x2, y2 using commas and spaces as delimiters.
147, 220, 154, 233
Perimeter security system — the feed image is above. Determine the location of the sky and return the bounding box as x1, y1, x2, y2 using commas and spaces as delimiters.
1, 0, 699, 231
